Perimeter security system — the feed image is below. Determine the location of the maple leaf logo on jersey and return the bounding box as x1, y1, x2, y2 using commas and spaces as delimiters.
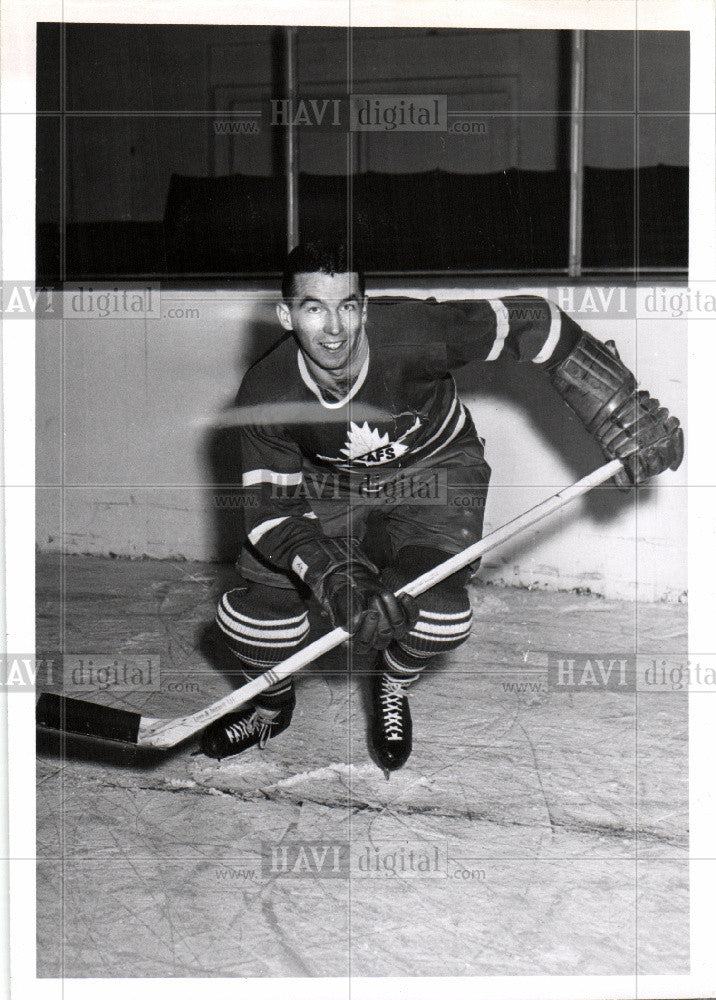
340, 422, 407, 462
316, 416, 422, 467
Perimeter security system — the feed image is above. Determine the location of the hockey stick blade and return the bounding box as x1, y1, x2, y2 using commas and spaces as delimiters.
36, 692, 149, 744
36, 458, 623, 750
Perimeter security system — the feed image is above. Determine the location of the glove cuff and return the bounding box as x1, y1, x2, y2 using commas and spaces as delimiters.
289, 536, 379, 606
550, 332, 636, 437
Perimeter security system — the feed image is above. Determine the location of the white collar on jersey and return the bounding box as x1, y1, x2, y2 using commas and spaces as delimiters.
297, 346, 370, 409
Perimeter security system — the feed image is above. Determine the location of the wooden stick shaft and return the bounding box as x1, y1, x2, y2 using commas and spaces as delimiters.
141, 459, 622, 748
400, 458, 622, 597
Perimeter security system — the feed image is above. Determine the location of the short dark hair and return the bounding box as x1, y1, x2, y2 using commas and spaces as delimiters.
281, 241, 365, 300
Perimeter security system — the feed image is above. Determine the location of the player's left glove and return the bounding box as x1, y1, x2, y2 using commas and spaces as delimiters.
551, 332, 684, 489
292, 536, 419, 653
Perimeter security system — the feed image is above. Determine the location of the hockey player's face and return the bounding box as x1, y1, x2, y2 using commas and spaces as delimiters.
277, 271, 367, 372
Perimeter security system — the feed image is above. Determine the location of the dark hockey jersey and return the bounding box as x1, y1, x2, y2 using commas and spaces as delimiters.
235, 294, 585, 570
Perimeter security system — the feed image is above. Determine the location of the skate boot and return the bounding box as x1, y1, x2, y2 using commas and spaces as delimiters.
200, 688, 295, 761
371, 670, 416, 773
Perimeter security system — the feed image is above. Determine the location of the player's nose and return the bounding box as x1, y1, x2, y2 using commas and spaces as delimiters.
324, 310, 341, 335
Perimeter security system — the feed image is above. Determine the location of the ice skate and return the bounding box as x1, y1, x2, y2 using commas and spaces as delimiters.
200, 690, 295, 761
371, 670, 415, 772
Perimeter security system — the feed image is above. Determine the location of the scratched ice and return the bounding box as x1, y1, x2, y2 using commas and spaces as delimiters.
37, 554, 688, 977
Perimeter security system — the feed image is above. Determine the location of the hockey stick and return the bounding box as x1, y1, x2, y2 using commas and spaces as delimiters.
36, 458, 623, 750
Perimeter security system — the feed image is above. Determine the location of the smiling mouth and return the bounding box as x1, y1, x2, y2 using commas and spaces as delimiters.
321, 341, 346, 352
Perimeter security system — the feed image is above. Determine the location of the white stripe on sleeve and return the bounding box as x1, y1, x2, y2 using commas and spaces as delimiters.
247, 516, 289, 545
242, 469, 303, 487
485, 299, 510, 361
532, 300, 562, 364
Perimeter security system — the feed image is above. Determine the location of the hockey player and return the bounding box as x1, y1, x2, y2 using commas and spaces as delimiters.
200, 242, 683, 770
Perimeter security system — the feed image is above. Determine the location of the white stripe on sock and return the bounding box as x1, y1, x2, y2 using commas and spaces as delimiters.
221, 599, 308, 628
217, 606, 308, 641
412, 618, 472, 637
420, 609, 472, 621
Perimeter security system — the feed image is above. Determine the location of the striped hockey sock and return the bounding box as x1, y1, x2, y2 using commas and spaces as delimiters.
215, 585, 309, 712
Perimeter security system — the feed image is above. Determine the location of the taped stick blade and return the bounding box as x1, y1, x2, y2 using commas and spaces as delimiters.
36, 693, 142, 745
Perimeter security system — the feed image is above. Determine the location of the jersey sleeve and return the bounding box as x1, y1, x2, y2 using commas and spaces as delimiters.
408, 295, 585, 372
236, 383, 326, 572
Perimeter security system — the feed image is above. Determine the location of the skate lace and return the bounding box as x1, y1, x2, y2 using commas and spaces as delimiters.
225, 710, 274, 748
379, 678, 410, 740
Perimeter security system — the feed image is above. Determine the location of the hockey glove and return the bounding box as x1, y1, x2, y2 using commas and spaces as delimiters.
291, 537, 418, 652
551, 333, 684, 489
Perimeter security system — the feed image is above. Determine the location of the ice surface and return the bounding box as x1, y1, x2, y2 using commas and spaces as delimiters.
36, 555, 688, 977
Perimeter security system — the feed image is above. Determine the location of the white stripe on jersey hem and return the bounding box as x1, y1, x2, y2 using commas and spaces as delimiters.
242, 469, 303, 487
297, 347, 370, 409
485, 299, 510, 361
247, 515, 289, 545
532, 300, 562, 364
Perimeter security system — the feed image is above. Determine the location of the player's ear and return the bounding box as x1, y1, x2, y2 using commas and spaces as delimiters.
276, 300, 293, 331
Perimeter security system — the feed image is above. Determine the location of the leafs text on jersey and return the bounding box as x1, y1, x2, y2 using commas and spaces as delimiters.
316, 417, 423, 467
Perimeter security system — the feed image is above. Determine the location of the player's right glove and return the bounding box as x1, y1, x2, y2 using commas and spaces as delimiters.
290, 537, 418, 652
551, 332, 684, 489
